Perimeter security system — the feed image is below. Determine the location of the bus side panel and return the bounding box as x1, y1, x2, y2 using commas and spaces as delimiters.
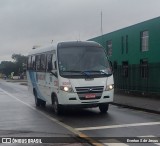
27, 70, 46, 101
27, 70, 35, 95
36, 72, 47, 101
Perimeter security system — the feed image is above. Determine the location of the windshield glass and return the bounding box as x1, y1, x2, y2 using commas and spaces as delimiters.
57, 46, 112, 78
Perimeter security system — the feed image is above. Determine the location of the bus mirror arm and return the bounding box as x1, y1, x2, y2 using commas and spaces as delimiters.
50, 71, 58, 78
109, 60, 114, 74
54, 61, 57, 69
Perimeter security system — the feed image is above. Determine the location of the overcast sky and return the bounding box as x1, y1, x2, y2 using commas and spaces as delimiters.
0, 0, 160, 62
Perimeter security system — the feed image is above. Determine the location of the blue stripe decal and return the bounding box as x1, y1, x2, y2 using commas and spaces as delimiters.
28, 71, 46, 101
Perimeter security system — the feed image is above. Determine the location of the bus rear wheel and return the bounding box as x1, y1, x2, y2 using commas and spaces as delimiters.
34, 90, 41, 107
40, 100, 46, 107
99, 104, 109, 113
34, 89, 46, 107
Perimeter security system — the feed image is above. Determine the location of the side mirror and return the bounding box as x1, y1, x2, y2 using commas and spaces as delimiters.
54, 61, 57, 69
48, 62, 53, 71
109, 61, 114, 74
109, 61, 112, 68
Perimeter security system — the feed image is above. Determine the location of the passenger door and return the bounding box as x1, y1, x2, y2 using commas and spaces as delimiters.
45, 51, 58, 104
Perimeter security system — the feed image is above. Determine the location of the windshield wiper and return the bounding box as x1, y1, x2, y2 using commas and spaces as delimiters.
61, 71, 91, 77
62, 71, 81, 73
81, 71, 92, 77
61, 70, 112, 77
83, 70, 112, 77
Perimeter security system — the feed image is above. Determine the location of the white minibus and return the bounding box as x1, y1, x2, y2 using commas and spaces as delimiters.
27, 41, 114, 114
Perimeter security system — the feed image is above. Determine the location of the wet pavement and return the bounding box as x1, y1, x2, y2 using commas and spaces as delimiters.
6, 79, 160, 114
0, 79, 160, 146
0, 80, 91, 146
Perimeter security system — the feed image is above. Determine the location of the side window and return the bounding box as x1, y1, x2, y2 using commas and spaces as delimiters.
46, 54, 53, 72
141, 30, 149, 52
27, 56, 32, 70
36, 55, 41, 71
32, 56, 36, 70
52, 51, 57, 70
40, 54, 46, 71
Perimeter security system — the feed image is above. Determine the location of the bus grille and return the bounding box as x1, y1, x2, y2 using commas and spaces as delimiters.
75, 86, 104, 100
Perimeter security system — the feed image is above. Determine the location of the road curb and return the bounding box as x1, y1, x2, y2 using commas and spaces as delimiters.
6, 79, 27, 83
111, 102, 160, 115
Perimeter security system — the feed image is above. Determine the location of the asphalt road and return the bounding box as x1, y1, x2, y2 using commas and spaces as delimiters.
0, 79, 160, 146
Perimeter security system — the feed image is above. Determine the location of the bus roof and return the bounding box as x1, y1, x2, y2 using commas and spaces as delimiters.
28, 44, 57, 56
58, 41, 102, 48
28, 41, 102, 56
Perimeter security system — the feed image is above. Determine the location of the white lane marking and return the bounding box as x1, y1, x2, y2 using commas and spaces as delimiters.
138, 135, 158, 137
0, 87, 77, 133
0, 87, 103, 146
0, 88, 34, 108
75, 122, 160, 131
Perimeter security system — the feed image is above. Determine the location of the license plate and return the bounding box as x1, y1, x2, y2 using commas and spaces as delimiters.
85, 94, 96, 99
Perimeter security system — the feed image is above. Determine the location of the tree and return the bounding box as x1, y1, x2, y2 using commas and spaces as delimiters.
12, 54, 27, 75
12, 54, 27, 64
0, 61, 16, 76
0, 54, 27, 77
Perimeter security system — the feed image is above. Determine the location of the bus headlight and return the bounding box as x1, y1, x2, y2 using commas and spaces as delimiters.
60, 86, 73, 92
105, 84, 114, 91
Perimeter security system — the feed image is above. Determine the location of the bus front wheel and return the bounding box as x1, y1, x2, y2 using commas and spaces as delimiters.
99, 104, 109, 113
52, 96, 63, 115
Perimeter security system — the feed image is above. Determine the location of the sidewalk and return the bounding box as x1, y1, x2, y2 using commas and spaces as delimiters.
5, 79, 27, 85
112, 92, 160, 114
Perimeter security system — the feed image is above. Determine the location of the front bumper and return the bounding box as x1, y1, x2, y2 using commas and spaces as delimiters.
57, 89, 114, 106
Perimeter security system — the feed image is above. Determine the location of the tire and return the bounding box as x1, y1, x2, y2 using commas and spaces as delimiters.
99, 104, 109, 113
52, 96, 63, 115
40, 100, 46, 107
34, 90, 41, 107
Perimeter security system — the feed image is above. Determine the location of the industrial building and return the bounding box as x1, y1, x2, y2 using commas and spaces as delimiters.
90, 17, 160, 95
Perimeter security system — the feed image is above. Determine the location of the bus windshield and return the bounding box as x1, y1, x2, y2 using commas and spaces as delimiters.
57, 46, 112, 78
